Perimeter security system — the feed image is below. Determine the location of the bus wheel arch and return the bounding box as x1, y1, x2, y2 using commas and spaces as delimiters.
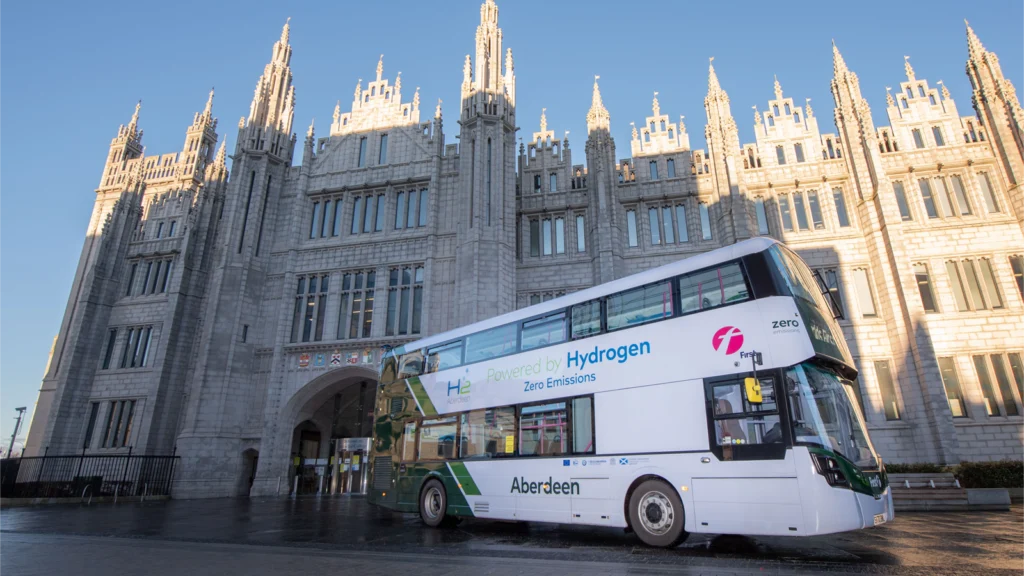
623, 474, 689, 547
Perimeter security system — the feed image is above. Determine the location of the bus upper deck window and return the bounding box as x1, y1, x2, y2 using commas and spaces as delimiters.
606, 281, 673, 331
571, 300, 602, 339
678, 263, 749, 314
426, 342, 463, 373
465, 324, 518, 364
521, 312, 567, 351
398, 352, 423, 379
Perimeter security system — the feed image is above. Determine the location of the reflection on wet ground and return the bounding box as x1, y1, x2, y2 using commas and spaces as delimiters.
1, 497, 1021, 574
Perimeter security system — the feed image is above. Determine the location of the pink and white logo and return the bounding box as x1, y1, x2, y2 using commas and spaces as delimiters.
712, 326, 744, 355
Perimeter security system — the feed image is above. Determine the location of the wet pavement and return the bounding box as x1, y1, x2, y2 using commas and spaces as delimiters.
1, 496, 1021, 575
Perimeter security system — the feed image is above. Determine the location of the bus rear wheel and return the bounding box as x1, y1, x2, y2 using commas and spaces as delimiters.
419, 479, 448, 528
628, 479, 688, 548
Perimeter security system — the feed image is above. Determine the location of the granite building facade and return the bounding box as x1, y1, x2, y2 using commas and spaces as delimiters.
25, 1, 1024, 498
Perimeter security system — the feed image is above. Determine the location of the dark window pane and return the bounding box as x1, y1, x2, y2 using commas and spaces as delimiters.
874, 360, 901, 421
607, 282, 673, 330
519, 402, 567, 456
893, 181, 913, 221
521, 313, 566, 351
779, 195, 794, 231
974, 355, 1002, 416
991, 355, 1020, 416
570, 300, 602, 339
808, 191, 824, 229
678, 264, 749, 313
833, 188, 850, 227
938, 358, 967, 417
793, 193, 809, 230
914, 264, 937, 312
465, 324, 518, 364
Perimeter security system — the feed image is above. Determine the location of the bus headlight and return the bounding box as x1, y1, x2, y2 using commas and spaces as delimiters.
811, 453, 849, 488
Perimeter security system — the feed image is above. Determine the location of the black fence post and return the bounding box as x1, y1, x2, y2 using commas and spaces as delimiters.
167, 445, 177, 497
119, 446, 133, 500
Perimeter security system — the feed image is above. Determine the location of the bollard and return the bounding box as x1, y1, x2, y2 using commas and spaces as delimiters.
904, 480, 910, 489
292, 475, 298, 497
929, 479, 935, 488
954, 478, 961, 488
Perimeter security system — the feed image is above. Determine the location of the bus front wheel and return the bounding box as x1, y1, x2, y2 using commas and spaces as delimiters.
628, 479, 688, 548
419, 479, 448, 528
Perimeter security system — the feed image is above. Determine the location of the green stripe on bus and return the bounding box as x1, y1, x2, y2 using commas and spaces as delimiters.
407, 377, 437, 416
448, 462, 481, 496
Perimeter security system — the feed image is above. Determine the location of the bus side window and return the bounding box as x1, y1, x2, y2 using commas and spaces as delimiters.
679, 263, 750, 314
606, 281, 673, 331
401, 421, 418, 462
418, 417, 457, 460
571, 397, 594, 453
460, 407, 516, 459
425, 341, 462, 373
519, 402, 568, 456
398, 351, 423, 379
710, 380, 781, 450
570, 300, 602, 339
521, 312, 567, 351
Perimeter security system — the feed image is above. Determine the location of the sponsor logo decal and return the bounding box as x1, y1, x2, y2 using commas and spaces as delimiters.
510, 476, 580, 495
712, 326, 744, 355
562, 459, 570, 467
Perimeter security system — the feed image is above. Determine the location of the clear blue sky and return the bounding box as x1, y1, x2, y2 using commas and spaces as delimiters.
1, 0, 1021, 441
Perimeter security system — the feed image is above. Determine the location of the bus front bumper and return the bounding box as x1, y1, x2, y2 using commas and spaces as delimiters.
854, 487, 894, 529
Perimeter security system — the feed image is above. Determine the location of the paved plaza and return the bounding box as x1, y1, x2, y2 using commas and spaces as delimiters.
1, 497, 1021, 575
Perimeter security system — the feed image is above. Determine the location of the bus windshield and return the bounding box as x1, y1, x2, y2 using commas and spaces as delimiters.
784, 362, 877, 470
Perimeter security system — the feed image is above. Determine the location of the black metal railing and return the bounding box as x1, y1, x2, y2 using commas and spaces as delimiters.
0, 449, 179, 499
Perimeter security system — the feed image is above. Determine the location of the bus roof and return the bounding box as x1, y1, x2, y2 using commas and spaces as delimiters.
403, 237, 780, 353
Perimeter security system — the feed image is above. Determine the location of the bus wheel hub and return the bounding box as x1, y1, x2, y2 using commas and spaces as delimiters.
638, 491, 673, 535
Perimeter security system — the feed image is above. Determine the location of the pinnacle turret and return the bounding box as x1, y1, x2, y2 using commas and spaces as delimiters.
707, 58, 721, 95
904, 55, 915, 81
832, 40, 849, 76
586, 76, 610, 133
965, 20, 985, 58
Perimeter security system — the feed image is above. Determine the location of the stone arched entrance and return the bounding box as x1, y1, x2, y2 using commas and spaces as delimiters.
251, 365, 378, 497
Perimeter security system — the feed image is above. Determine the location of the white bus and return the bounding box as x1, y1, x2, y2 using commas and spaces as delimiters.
368, 237, 892, 547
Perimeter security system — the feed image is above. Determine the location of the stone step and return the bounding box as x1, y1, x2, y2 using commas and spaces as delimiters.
893, 490, 968, 500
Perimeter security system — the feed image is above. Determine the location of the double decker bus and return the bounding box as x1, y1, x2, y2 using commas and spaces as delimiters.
368, 237, 892, 547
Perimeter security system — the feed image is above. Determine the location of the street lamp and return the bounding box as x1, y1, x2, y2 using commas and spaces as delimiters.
7, 407, 27, 459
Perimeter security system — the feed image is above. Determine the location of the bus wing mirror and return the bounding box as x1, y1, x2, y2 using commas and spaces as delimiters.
744, 377, 763, 404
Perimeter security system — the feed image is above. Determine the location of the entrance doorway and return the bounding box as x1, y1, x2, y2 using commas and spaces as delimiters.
288, 377, 376, 496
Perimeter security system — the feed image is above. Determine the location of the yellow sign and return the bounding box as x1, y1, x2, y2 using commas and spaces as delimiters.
352, 454, 360, 465
504, 435, 515, 453
744, 377, 763, 403
293, 456, 300, 466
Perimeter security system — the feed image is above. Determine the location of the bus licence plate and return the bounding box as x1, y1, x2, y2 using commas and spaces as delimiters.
873, 513, 885, 526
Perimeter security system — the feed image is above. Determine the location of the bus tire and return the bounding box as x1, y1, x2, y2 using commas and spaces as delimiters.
419, 479, 448, 528
628, 479, 688, 548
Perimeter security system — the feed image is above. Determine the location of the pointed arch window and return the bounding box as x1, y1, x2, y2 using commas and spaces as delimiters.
772, 104, 780, 116
929, 94, 937, 106
668, 129, 674, 139
776, 145, 786, 165
644, 132, 650, 143
794, 143, 805, 163
912, 129, 925, 149
905, 86, 913, 99
917, 86, 926, 98
932, 126, 945, 147
901, 98, 908, 109
784, 103, 791, 115
649, 161, 658, 180
660, 120, 666, 131
794, 111, 801, 123
767, 115, 775, 127
650, 121, 656, 132
666, 159, 675, 178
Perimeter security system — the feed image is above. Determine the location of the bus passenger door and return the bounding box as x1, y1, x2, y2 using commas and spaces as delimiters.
691, 376, 804, 536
